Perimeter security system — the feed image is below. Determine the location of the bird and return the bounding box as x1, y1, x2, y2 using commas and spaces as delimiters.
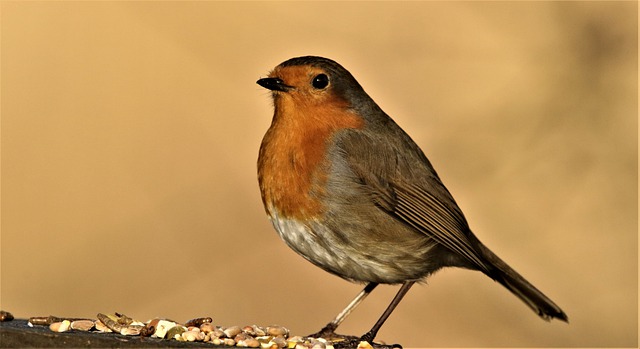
256, 56, 568, 346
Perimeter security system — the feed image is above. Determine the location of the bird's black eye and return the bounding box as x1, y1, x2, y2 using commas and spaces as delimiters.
311, 74, 329, 89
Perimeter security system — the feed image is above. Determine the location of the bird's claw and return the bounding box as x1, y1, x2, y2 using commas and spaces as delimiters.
331, 338, 402, 349
307, 326, 401, 348
307, 323, 358, 341
306, 330, 359, 342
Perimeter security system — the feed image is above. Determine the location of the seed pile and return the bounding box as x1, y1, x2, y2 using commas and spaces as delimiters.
26, 313, 375, 349
0, 310, 14, 322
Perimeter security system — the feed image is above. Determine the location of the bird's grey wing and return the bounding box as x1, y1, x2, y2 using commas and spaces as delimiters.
336, 129, 490, 272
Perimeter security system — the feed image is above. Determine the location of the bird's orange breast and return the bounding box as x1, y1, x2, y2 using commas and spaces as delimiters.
258, 93, 364, 220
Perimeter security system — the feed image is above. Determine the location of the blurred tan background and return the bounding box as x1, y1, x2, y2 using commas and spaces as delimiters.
1, 2, 637, 347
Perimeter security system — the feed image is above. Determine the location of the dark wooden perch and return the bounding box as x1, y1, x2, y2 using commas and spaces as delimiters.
0, 319, 225, 348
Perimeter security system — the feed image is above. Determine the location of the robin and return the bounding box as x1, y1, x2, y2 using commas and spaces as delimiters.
256, 56, 568, 346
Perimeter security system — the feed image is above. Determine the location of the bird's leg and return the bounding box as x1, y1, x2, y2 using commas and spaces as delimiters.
308, 282, 378, 340
332, 281, 414, 348
359, 281, 415, 345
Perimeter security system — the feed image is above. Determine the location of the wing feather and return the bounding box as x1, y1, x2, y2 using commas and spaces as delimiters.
393, 181, 489, 272
336, 129, 489, 272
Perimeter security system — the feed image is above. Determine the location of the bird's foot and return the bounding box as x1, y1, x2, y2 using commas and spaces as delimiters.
307, 325, 401, 348
329, 331, 401, 349
331, 338, 402, 349
307, 324, 358, 342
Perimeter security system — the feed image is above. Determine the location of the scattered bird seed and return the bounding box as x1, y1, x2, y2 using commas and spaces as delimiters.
70, 320, 95, 331
182, 329, 203, 342
29, 315, 91, 326
166, 325, 187, 340
94, 319, 112, 332
96, 313, 144, 335
200, 322, 216, 333
0, 310, 14, 322
153, 319, 178, 338
49, 320, 71, 333
358, 341, 375, 349
267, 325, 290, 337
185, 316, 212, 327
26, 312, 391, 348
224, 325, 243, 338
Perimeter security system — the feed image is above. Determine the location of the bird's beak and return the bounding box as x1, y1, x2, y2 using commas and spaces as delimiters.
257, 78, 292, 92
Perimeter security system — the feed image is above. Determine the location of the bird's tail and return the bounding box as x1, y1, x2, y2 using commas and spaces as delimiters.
476, 242, 569, 322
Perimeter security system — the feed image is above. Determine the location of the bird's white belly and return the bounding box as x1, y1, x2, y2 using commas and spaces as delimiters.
267, 208, 405, 283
